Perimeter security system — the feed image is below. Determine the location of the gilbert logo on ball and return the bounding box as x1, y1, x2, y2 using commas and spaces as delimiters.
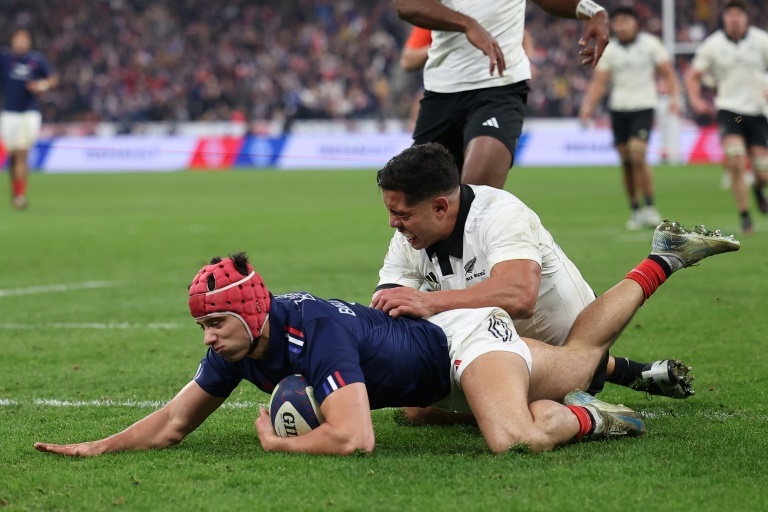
269, 375, 325, 437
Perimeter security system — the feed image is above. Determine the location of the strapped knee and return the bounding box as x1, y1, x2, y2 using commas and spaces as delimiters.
752, 156, 768, 173
723, 142, 747, 158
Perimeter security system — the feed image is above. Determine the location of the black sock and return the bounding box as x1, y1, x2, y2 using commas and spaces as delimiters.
630, 201, 640, 211
644, 195, 654, 206
607, 357, 650, 387
740, 210, 752, 229
586, 351, 610, 395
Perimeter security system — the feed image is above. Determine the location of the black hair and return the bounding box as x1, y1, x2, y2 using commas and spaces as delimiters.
229, 252, 250, 276
376, 143, 460, 206
611, 6, 639, 20
722, 0, 749, 15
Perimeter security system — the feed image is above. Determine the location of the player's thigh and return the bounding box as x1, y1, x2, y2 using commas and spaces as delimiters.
463, 83, 528, 166
523, 337, 599, 403
610, 110, 632, 147
718, 110, 748, 156
627, 109, 654, 149
460, 351, 534, 452
744, 114, 768, 154
413, 91, 466, 170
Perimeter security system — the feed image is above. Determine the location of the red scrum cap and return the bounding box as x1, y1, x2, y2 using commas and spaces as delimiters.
188, 254, 271, 342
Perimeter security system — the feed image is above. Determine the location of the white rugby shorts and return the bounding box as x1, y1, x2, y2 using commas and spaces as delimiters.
1, 110, 42, 151
427, 307, 533, 414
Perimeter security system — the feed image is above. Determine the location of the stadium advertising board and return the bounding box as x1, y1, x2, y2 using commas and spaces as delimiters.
40, 136, 197, 173
275, 134, 413, 169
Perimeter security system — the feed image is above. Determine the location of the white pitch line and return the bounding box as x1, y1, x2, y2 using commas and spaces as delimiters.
0, 281, 119, 298
0, 398, 266, 409
0, 322, 181, 330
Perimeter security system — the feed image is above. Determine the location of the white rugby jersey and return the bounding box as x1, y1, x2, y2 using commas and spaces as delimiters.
424, 0, 530, 93
376, 185, 594, 344
691, 27, 768, 116
596, 32, 670, 111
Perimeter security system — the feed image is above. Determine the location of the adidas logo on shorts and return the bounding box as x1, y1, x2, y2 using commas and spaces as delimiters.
481, 117, 499, 128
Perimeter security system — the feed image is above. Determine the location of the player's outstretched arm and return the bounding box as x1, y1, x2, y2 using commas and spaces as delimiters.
393, 0, 506, 77
531, 0, 609, 68
34, 381, 225, 457
255, 383, 375, 456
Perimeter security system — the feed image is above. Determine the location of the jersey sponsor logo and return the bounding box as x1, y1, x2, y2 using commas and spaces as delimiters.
286, 326, 305, 354
322, 371, 347, 395
488, 315, 514, 342
465, 270, 486, 282
328, 299, 356, 316
275, 292, 316, 305
425, 272, 438, 284
481, 117, 499, 129
463, 257, 477, 274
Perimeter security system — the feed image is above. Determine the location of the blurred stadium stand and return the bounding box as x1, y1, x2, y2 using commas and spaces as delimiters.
0, 0, 764, 130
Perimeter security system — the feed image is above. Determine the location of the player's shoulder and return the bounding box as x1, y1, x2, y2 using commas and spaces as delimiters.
748, 26, 768, 42
469, 185, 530, 214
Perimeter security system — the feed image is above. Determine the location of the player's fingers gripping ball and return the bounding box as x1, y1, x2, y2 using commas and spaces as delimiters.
269, 375, 325, 437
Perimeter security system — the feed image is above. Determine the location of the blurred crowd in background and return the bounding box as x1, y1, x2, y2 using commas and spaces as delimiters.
0, 0, 765, 125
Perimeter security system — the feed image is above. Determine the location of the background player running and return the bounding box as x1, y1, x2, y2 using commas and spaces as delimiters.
34, 222, 739, 456
580, 6, 680, 230
684, 0, 768, 233
0, 28, 57, 209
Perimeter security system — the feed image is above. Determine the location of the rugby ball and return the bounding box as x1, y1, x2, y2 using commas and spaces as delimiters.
269, 374, 325, 437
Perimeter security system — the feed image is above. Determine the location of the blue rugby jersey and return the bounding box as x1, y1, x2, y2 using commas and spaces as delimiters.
0, 50, 51, 112
194, 292, 451, 409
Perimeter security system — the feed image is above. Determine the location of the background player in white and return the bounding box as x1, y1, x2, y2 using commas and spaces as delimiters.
0, 28, 57, 209
33, 223, 740, 456
371, 143, 694, 423
684, 0, 768, 233
580, 7, 680, 230
394, 0, 610, 189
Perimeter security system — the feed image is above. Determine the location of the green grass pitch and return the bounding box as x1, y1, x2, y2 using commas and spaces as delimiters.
1, 165, 767, 511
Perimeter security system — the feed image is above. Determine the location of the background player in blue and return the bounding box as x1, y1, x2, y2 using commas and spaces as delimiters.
33, 226, 739, 456
0, 28, 57, 209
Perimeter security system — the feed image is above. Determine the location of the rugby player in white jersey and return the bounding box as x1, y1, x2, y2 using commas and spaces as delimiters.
580, 7, 680, 230
684, 0, 768, 233
371, 143, 695, 424
35, 221, 739, 457
393, 0, 610, 189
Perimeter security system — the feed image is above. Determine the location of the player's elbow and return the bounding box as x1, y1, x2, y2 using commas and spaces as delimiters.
504, 293, 537, 319
332, 426, 375, 456
393, 0, 416, 21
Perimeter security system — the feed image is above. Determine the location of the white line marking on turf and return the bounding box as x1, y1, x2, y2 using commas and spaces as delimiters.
0, 398, 266, 409
0, 322, 181, 330
0, 281, 119, 298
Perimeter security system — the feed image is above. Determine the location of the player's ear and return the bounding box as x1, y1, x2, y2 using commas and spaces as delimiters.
432, 196, 450, 215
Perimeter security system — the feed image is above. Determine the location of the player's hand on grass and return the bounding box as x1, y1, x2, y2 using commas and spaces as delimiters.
254, 408, 278, 452
34, 441, 102, 457
465, 20, 506, 77
370, 287, 436, 319
579, 11, 609, 67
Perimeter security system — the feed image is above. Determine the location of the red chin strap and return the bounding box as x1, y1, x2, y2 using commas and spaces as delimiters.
188, 258, 271, 342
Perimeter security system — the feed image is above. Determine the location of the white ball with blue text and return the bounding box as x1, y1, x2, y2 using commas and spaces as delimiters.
269, 374, 325, 437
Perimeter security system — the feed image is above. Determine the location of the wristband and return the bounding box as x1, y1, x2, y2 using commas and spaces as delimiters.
576, 0, 605, 20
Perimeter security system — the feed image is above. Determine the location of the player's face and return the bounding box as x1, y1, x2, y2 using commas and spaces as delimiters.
11, 31, 31, 54
611, 15, 638, 43
197, 315, 251, 361
382, 190, 448, 250
722, 8, 748, 39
